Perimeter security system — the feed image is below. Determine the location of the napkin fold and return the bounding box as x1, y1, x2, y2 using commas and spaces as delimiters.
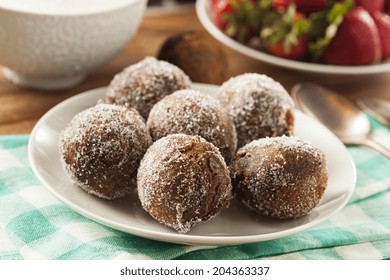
1, 116, 390, 260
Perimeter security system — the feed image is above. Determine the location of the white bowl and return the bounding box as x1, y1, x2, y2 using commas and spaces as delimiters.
0, 0, 147, 90
196, 0, 390, 75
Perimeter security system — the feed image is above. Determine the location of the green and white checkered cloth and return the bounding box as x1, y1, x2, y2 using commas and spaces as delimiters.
1, 116, 390, 260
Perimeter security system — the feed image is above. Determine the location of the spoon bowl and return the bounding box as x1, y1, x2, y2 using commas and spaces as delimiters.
291, 83, 390, 158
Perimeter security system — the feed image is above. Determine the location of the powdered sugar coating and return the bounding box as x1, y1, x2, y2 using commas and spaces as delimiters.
104, 56, 191, 119
218, 73, 295, 148
137, 134, 232, 233
59, 103, 152, 200
147, 89, 237, 163
230, 136, 328, 219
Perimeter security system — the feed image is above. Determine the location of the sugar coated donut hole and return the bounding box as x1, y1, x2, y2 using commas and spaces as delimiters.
218, 73, 295, 148
230, 136, 328, 219
59, 104, 152, 200
137, 134, 232, 233
104, 56, 191, 119
146, 89, 237, 163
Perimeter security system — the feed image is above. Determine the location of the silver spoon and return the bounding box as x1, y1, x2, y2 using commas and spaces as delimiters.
291, 82, 390, 158
357, 98, 390, 128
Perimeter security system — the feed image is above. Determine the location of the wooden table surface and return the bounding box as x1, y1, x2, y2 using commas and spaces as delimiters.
1, 8, 390, 135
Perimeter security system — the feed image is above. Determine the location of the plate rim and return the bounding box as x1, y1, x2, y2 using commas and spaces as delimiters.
195, 0, 390, 75
28, 84, 357, 245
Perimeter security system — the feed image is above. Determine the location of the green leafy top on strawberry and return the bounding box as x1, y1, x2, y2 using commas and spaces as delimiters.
222, 0, 262, 43
261, 5, 309, 42
260, 4, 310, 57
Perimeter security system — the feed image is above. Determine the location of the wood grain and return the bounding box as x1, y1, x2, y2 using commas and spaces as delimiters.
1, 9, 389, 134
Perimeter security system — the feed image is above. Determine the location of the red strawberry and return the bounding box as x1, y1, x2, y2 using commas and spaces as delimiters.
354, 0, 384, 14
261, 6, 310, 60
372, 11, 390, 59
212, 0, 234, 30
267, 36, 309, 59
324, 7, 382, 65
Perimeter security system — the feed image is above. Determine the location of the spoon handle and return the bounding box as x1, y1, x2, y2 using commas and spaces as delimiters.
363, 138, 390, 159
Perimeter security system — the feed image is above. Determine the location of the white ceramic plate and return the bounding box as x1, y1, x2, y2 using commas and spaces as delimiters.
196, 0, 390, 75
28, 83, 356, 245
